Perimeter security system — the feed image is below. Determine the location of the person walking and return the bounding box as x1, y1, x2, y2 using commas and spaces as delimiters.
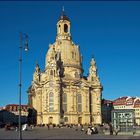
114, 126, 120, 135
91, 126, 95, 134
87, 127, 92, 135
80, 124, 84, 131
47, 124, 50, 130
109, 123, 113, 135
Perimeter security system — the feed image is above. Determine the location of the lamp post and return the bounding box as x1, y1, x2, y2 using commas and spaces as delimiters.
19, 32, 29, 140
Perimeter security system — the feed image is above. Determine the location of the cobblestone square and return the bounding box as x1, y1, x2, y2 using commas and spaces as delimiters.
0, 127, 140, 139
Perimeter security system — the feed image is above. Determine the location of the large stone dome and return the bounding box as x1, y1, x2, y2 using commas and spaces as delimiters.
45, 40, 82, 69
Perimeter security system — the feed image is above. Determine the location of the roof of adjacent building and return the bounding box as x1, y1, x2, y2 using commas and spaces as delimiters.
5, 104, 29, 112
113, 96, 140, 107
102, 99, 113, 105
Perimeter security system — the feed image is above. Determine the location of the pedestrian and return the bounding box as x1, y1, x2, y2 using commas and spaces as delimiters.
15, 127, 18, 131
47, 124, 50, 130
5, 123, 11, 131
81, 124, 84, 131
91, 126, 95, 134
31, 125, 34, 129
132, 125, 136, 135
109, 123, 113, 135
114, 126, 120, 135
75, 125, 78, 131
86, 127, 92, 135
94, 126, 98, 134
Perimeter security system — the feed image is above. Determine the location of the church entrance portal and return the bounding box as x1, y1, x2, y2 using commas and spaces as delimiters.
78, 117, 82, 124
48, 117, 53, 124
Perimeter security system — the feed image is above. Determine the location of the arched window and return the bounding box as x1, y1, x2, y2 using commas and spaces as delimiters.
50, 70, 53, 75
91, 77, 94, 81
72, 51, 74, 59
49, 92, 54, 112
75, 72, 79, 78
64, 117, 68, 122
64, 24, 68, 33
77, 94, 82, 112
63, 93, 67, 112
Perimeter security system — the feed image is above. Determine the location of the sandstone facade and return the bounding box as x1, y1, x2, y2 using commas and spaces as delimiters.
28, 10, 103, 125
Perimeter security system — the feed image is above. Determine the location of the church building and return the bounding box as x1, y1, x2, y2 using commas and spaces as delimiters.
28, 9, 103, 125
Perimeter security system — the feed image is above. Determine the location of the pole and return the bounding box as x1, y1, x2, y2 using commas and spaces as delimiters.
19, 32, 22, 140
18, 32, 29, 140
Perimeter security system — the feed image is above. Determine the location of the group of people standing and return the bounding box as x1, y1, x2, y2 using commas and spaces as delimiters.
86, 126, 98, 135
108, 123, 120, 135
85, 123, 120, 136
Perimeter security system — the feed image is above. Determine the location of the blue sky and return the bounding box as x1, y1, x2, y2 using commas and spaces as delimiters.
0, 1, 140, 107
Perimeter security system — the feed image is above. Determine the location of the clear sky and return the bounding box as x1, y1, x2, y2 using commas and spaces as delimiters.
0, 1, 140, 107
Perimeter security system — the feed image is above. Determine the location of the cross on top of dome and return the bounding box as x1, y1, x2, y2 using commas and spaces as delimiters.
58, 6, 70, 21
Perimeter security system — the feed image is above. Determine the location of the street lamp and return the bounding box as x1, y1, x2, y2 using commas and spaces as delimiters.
18, 32, 29, 140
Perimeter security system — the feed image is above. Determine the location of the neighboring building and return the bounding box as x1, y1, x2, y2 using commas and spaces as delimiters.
0, 104, 29, 124
112, 109, 135, 131
0, 110, 16, 124
101, 99, 113, 123
27, 9, 103, 125
112, 96, 140, 126
5, 104, 28, 117
133, 98, 140, 125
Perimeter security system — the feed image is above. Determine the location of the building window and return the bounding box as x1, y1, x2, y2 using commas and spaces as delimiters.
64, 24, 68, 33
72, 51, 74, 59
78, 117, 82, 124
49, 92, 54, 112
14, 106, 17, 112
63, 93, 67, 112
75, 72, 79, 78
77, 94, 82, 112
75, 52, 76, 59
64, 117, 68, 122
50, 70, 53, 75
